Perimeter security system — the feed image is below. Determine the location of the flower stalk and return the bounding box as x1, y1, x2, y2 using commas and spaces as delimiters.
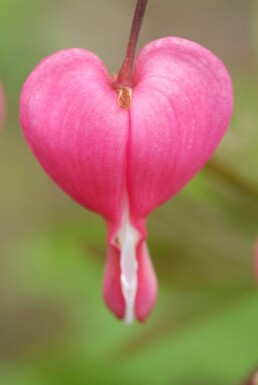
116, 0, 148, 108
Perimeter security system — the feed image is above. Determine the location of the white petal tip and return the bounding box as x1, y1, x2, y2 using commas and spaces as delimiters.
117, 206, 139, 325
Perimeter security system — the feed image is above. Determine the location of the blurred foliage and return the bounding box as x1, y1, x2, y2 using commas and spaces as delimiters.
0, 1, 258, 385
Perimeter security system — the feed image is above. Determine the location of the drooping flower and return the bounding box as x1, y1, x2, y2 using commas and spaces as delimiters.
19, 1, 233, 323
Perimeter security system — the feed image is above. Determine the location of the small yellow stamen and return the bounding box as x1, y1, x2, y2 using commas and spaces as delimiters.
118, 87, 132, 110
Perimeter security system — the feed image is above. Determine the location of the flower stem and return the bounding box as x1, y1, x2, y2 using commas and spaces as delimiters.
116, 0, 148, 89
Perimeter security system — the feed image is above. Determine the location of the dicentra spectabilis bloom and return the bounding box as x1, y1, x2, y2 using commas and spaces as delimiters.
19, 0, 233, 323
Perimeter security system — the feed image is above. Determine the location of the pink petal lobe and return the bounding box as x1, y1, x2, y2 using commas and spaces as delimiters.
128, 37, 233, 219
135, 240, 158, 322
103, 244, 125, 320
20, 49, 129, 224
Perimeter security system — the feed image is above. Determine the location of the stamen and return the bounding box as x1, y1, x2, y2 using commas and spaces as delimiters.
118, 87, 132, 109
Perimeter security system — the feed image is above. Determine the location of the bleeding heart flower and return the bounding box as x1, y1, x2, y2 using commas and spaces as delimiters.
19, 0, 233, 323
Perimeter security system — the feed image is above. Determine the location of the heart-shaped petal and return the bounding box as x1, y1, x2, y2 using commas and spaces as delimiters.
20, 49, 128, 224
128, 37, 233, 221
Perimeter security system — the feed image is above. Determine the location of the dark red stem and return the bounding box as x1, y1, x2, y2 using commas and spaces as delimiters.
116, 0, 148, 88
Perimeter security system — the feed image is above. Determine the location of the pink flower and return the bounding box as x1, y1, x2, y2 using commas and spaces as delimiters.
19, 36, 233, 323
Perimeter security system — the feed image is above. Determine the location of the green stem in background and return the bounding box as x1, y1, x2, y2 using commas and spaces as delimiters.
206, 160, 258, 201
116, 0, 148, 89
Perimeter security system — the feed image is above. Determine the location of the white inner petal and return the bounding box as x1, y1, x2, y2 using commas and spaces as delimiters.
117, 206, 139, 324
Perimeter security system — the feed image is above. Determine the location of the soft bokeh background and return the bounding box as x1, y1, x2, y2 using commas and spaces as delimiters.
0, 0, 258, 384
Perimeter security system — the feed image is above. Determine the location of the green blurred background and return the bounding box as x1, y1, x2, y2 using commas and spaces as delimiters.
0, 0, 258, 384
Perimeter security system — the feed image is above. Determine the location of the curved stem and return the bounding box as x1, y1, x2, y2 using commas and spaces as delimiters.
116, 0, 148, 88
